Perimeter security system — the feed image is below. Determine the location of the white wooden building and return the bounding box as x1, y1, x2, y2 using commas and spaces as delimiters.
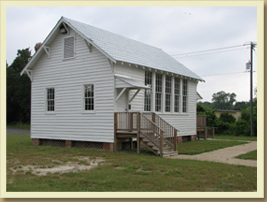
21, 17, 204, 156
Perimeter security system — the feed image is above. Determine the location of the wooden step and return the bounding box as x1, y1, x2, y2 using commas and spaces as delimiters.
147, 142, 167, 147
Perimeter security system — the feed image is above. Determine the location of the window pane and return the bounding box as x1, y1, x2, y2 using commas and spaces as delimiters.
182, 79, 188, 112
84, 84, 94, 111
155, 74, 162, 112
183, 95, 187, 112
47, 88, 55, 112
144, 71, 152, 111
174, 78, 180, 112
165, 75, 171, 112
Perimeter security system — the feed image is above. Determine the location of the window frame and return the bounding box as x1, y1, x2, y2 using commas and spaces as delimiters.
165, 75, 172, 112
174, 77, 180, 113
63, 35, 75, 60
144, 71, 152, 111
182, 79, 188, 113
155, 73, 162, 112
83, 84, 95, 113
45, 87, 55, 114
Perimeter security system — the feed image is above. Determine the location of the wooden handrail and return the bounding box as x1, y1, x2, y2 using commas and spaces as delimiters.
152, 112, 180, 132
140, 112, 165, 133
115, 112, 180, 153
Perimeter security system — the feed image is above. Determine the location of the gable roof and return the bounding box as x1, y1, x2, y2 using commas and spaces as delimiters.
21, 16, 204, 81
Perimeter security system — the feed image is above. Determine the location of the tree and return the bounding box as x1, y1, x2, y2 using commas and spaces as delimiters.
219, 112, 236, 124
197, 101, 215, 109
211, 91, 236, 109
6, 48, 32, 124
233, 101, 250, 111
237, 104, 257, 136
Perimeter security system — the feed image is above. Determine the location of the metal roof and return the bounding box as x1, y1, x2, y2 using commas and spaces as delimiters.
63, 17, 204, 81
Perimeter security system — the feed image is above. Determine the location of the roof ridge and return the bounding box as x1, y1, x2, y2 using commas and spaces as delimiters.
62, 16, 162, 51
62, 16, 203, 81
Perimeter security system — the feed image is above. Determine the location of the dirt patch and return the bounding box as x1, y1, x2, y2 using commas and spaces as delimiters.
9, 156, 107, 176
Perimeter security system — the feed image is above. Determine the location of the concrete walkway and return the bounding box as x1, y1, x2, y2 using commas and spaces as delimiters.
168, 141, 257, 167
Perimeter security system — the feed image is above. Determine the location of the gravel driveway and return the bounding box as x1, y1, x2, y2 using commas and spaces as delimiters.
168, 141, 257, 167
6, 128, 30, 135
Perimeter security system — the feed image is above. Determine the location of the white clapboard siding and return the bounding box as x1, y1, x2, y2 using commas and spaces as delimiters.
114, 63, 145, 112
114, 63, 198, 136
31, 28, 114, 143
156, 80, 197, 136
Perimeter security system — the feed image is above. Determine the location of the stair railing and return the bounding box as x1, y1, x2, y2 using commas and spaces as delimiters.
115, 112, 179, 153
139, 112, 165, 157
152, 112, 179, 151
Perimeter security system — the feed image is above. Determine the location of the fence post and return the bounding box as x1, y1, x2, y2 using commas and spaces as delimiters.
137, 112, 140, 154
114, 113, 118, 151
160, 130, 164, 157
174, 129, 177, 151
205, 127, 207, 140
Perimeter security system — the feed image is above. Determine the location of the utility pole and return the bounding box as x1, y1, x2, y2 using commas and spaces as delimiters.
249, 42, 254, 136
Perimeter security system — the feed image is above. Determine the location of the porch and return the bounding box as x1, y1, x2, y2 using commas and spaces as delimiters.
114, 112, 179, 157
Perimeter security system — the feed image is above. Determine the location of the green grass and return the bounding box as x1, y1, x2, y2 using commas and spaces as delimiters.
7, 124, 30, 130
215, 135, 257, 141
178, 140, 249, 155
236, 150, 257, 160
6, 135, 257, 192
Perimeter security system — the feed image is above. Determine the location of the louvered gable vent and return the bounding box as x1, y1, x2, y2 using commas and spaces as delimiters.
64, 36, 74, 58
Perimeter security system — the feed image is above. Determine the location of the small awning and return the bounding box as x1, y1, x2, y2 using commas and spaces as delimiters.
115, 74, 150, 89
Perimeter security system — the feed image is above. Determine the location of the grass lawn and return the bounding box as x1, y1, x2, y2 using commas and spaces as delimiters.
7, 124, 30, 130
178, 140, 249, 155
236, 150, 257, 160
6, 135, 257, 192
215, 135, 257, 141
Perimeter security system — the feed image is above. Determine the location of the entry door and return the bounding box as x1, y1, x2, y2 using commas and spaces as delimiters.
116, 89, 129, 112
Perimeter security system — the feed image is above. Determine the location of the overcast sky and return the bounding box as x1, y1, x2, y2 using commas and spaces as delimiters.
6, 6, 258, 102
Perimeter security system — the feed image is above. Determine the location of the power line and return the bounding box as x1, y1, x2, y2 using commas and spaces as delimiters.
173, 47, 249, 59
170, 44, 251, 57
200, 71, 256, 77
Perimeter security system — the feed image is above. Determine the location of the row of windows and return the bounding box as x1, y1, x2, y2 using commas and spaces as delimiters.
144, 71, 188, 113
46, 85, 94, 112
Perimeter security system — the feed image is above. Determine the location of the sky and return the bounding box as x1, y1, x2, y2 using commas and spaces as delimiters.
6, 6, 258, 102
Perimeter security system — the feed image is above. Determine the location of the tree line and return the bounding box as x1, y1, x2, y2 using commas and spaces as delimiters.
6, 48, 31, 124
197, 91, 257, 136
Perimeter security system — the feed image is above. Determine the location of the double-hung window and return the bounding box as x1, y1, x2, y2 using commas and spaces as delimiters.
84, 84, 94, 111
155, 74, 162, 112
165, 75, 171, 112
46, 88, 55, 112
64, 36, 75, 59
144, 71, 152, 111
182, 79, 188, 113
174, 78, 180, 112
